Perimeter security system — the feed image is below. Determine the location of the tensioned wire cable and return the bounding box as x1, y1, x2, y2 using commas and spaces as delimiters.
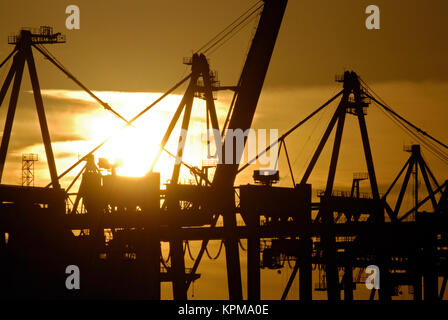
373, 97, 448, 163
34, 43, 131, 125
359, 77, 448, 164
360, 77, 448, 159
195, 0, 263, 54
206, 8, 262, 56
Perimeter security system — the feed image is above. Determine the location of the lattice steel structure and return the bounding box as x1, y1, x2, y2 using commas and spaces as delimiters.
21, 153, 38, 186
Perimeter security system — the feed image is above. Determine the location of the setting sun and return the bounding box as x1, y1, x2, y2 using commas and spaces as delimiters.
39, 89, 230, 185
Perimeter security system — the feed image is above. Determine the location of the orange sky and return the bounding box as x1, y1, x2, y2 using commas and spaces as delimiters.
0, 0, 447, 300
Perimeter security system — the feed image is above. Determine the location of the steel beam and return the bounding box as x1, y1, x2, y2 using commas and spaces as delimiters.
0, 55, 17, 108
24, 43, 60, 188
0, 53, 24, 181
321, 107, 346, 301
247, 213, 260, 300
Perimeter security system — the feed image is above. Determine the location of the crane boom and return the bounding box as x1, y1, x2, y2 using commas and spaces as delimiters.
210, 0, 288, 300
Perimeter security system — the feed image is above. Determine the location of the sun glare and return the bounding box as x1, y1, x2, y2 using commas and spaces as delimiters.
27, 89, 231, 187
47, 90, 228, 183
78, 93, 181, 179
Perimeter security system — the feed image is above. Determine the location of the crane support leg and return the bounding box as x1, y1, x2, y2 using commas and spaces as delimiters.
0, 53, 24, 181
322, 107, 346, 301
25, 45, 60, 189
247, 213, 260, 300
299, 237, 313, 300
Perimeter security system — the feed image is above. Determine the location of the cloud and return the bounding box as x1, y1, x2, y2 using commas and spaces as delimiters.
2, 82, 447, 213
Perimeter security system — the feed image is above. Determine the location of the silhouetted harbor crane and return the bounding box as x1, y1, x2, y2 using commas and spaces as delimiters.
0, 0, 448, 301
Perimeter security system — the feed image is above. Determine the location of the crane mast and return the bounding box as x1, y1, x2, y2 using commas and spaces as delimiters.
213, 0, 288, 188
211, 0, 288, 300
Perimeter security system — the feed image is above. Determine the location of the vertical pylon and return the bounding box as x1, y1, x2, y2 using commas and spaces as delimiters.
0, 29, 61, 188
297, 71, 387, 300
152, 53, 225, 300
384, 144, 440, 221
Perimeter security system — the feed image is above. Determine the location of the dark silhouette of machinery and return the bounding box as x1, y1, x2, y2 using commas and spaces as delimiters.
0, 0, 448, 301
253, 170, 280, 186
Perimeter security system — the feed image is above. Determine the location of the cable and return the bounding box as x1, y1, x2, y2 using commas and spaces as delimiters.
369, 92, 448, 164
0, 49, 16, 70
359, 77, 448, 164
185, 240, 198, 261
0, 52, 13, 88
219, 4, 262, 135
195, 1, 263, 54
205, 240, 224, 260
45, 73, 191, 187
202, 5, 263, 55
373, 98, 448, 163
237, 90, 343, 174
65, 164, 86, 193
162, 247, 171, 264
206, 11, 261, 56
238, 239, 247, 251
34, 44, 131, 125
293, 99, 336, 179
361, 77, 448, 162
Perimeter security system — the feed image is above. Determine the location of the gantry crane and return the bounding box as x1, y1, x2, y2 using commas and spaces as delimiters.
0, 0, 448, 301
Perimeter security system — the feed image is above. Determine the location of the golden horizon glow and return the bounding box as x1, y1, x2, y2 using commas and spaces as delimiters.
35, 89, 231, 185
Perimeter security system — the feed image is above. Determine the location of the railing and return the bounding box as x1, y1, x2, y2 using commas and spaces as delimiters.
182, 57, 192, 65
316, 189, 382, 199
202, 159, 217, 167
353, 172, 369, 180
346, 106, 368, 115
164, 178, 196, 185
8, 26, 66, 45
